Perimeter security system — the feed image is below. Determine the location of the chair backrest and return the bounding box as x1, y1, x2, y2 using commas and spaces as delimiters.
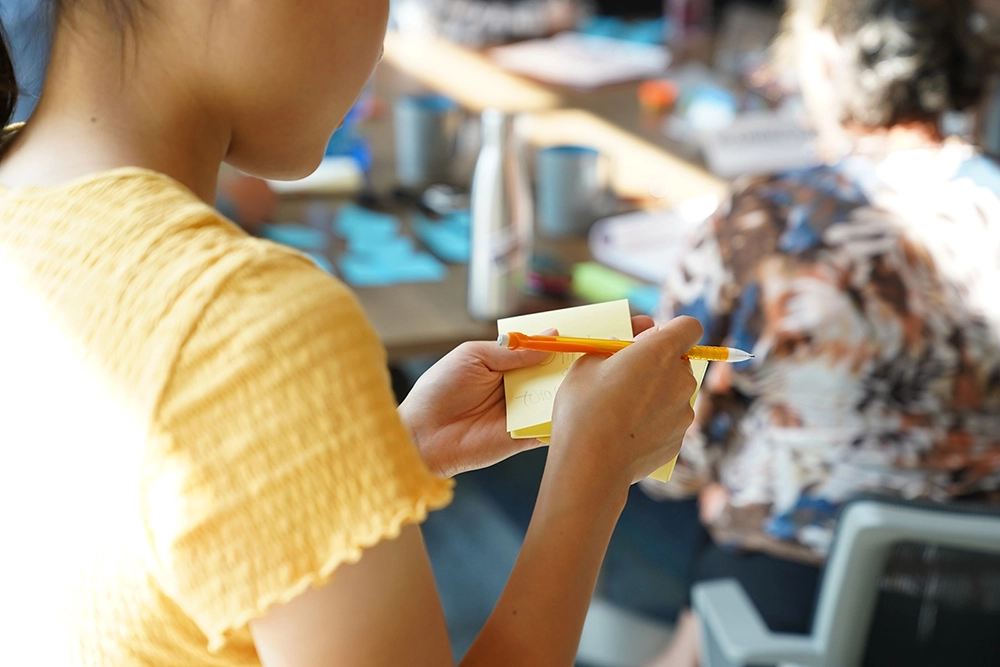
810, 497, 1000, 667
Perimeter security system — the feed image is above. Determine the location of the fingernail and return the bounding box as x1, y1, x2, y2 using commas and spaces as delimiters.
537, 328, 558, 335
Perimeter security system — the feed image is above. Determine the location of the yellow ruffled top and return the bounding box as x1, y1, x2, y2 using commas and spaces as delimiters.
0, 167, 452, 666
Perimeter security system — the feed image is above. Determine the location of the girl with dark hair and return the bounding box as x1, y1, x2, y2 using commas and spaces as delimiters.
0, 2, 703, 666
646, 1, 1000, 665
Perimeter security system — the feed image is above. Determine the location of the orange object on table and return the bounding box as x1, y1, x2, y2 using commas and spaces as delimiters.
638, 79, 680, 112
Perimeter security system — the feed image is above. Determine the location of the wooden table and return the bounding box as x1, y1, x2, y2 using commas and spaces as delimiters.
277, 34, 726, 363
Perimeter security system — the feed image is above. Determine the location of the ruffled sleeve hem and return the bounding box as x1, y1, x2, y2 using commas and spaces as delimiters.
205, 476, 453, 653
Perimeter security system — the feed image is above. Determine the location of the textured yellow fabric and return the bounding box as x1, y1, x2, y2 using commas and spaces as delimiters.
0, 167, 453, 666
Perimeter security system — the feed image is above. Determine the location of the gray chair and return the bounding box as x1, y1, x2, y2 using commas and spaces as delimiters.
693, 497, 1000, 667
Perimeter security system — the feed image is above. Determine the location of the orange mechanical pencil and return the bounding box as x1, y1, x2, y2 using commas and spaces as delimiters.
498, 332, 754, 362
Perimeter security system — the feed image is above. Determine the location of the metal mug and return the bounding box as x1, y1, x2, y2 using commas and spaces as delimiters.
536, 144, 614, 238
394, 94, 461, 189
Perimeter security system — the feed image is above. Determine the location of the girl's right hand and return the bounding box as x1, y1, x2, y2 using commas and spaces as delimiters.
548, 316, 704, 488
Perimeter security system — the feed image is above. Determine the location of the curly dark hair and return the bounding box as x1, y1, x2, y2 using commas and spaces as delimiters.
820, 0, 987, 127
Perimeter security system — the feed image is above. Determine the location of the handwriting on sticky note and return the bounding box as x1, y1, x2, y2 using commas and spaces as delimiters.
498, 300, 634, 432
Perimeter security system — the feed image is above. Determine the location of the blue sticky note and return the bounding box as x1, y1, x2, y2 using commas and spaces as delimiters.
338, 254, 397, 287
334, 204, 400, 239
394, 252, 448, 283
261, 223, 329, 251
349, 233, 415, 259
579, 16, 624, 38
413, 212, 471, 263
338, 250, 446, 287
443, 209, 471, 229
626, 19, 668, 45
578, 16, 667, 44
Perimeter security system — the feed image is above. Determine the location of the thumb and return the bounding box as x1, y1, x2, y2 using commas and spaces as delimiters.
478, 328, 559, 372
482, 346, 551, 372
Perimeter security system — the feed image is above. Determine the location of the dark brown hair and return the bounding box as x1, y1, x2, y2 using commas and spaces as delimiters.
821, 0, 987, 127
0, 23, 17, 128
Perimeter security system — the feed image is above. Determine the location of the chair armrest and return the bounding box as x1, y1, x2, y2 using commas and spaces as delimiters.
693, 580, 822, 667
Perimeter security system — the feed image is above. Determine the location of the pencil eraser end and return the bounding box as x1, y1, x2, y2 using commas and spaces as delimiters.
498, 333, 510, 348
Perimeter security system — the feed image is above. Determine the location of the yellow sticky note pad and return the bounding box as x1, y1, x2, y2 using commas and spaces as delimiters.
510, 423, 553, 440
498, 300, 634, 433
499, 299, 709, 483
647, 359, 708, 482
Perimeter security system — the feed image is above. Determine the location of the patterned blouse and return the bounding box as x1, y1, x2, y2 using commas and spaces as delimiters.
656, 142, 1000, 564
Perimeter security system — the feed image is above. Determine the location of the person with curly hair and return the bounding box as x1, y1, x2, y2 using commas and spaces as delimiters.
646, 1, 1000, 665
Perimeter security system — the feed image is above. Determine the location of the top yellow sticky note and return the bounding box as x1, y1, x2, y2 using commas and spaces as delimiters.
647, 359, 709, 482
498, 299, 634, 433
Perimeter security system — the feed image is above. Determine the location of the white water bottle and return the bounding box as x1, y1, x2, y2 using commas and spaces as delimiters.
467, 109, 533, 321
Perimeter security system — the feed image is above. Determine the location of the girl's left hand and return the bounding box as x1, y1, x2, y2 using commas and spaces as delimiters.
399, 316, 655, 478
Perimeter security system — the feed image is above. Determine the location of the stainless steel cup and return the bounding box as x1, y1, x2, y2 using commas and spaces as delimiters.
536, 145, 614, 238
394, 94, 461, 189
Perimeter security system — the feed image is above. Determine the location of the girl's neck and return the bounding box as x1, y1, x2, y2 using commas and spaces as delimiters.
0, 21, 229, 203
